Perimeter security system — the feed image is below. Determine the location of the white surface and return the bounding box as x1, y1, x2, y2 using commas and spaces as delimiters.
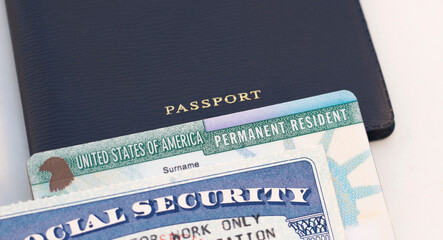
361, 1, 443, 240
0, 0, 32, 204
0, 0, 442, 239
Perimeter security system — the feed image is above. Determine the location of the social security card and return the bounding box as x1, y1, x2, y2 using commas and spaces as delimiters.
2, 148, 347, 240
27, 90, 395, 239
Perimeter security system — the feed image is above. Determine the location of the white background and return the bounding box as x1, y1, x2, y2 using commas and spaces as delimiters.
0, 1, 442, 239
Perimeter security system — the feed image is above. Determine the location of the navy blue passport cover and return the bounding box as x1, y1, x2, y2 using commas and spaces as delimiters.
6, 0, 394, 154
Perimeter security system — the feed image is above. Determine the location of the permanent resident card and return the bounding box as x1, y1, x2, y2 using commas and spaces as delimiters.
27, 90, 396, 239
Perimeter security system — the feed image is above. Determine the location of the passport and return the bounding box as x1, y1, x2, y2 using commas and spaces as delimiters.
27, 91, 396, 239
5, 0, 395, 156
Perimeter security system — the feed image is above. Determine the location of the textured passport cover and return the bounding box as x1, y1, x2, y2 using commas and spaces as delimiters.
6, 0, 394, 154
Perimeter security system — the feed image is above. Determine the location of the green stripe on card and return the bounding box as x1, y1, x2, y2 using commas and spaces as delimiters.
29, 101, 361, 185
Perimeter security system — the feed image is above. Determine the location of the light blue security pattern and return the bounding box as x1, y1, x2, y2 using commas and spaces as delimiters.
319, 130, 381, 227
236, 148, 257, 158
235, 129, 381, 228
